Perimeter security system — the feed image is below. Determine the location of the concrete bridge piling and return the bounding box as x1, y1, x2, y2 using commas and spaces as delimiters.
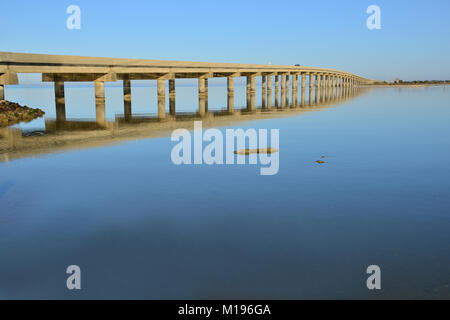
0, 52, 371, 125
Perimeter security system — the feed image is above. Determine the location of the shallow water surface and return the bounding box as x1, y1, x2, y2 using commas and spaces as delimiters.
0, 86, 449, 299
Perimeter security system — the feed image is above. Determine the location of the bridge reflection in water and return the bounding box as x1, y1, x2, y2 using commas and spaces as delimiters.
0, 84, 370, 163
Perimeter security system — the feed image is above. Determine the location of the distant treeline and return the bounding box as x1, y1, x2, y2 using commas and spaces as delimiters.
373, 80, 450, 85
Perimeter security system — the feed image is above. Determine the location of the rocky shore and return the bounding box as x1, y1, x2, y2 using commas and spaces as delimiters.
0, 100, 45, 127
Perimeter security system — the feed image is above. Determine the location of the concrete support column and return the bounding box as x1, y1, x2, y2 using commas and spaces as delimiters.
95, 81, 106, 126
157, 79, 166, 120
281, 74, 286, 108
169, 79, 176, 116
0, 84, 4, 101
262, 75, 267, 108
309, 73, 313, 106
301, 73, 306, 106
198, 78, 206, 117
55, 81, 66, 123
321, 76, 326, 103
205, 79, 209, 112
249, 75, 256, 111
267, 76, 272, 109
246, 76, 251, 109
332, 76, 337, 99
227, 76, 234, 113
285, 75, 290, 107
315, 74, 320, 104
292, 74, 298, 107
275, 75, 280, 107
123, 79, 132, 121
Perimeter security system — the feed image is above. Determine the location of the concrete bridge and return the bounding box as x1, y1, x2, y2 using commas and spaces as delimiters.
0, 52, 372, 125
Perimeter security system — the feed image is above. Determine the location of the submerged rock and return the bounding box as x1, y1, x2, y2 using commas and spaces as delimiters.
0, 100, 45, 127
234, 147, 279, 155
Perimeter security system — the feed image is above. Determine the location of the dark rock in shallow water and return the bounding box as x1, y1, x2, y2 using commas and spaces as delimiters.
234, 147, 279, 155
0, 100, 45, 127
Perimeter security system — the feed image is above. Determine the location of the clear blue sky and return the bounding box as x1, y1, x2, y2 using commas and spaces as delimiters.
2, 0, 449, 81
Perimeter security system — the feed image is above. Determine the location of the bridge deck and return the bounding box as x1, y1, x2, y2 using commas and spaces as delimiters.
0, 52, 370, 82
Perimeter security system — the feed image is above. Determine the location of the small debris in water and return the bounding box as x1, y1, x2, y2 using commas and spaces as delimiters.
315, 160, 325, 164
234, 147, 278, 155
22, 131, 46, 137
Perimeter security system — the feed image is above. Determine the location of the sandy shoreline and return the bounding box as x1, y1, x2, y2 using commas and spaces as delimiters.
364, 83, 449, 88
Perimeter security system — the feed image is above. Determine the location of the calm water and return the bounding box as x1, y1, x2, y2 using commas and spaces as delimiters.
0, 85, 449, 299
